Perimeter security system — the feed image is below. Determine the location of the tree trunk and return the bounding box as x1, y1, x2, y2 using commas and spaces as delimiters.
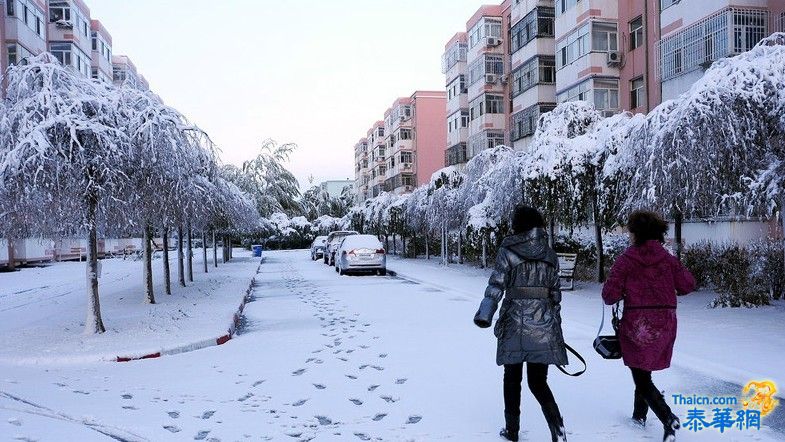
425, 234, 430, 260
592, 197, 606, 283
223, 235, 228, 263
85, 197, 106, 334
162, 227, 171, 295
674, 209, 684, 260
412, 232, 417, 258
7, 240, 15, 271
458, 232, 463, 264
212, 230, 218, 268
186, 224, 193, 282
548, 218, 556, 247
177, 225, 186, 287
481, 234, 488, 269
202, 231, 208, 273
392, 233, 397, 255
143, 224, 155, 304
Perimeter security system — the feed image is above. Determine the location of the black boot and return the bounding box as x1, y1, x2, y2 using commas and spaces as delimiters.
632, 388, 649, 428
643, 388, 680, 442
542, 403, 567, 442
500, 412, 519, 441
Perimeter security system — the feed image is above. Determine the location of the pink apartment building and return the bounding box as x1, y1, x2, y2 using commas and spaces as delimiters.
354, 92, 446, 202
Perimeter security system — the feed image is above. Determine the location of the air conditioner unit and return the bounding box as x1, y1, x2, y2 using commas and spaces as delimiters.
404, 185, 414, 192
485, 74, 498, 84
486, 37, 502, 47
399, 115, 406, 121
607, 51, 622, 66
403, 163, 412, 170
500, 74, 509, 84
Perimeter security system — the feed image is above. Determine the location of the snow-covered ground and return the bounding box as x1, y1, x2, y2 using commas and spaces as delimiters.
0, 248, 259, 364
0, 250, 782, 441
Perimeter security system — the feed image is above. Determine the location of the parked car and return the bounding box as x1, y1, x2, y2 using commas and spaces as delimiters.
334, 234, 386, 276
324, 231, 358, 265
310, 236, 328, 260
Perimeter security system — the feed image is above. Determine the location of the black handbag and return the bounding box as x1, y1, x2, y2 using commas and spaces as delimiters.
593, 301, 622, 360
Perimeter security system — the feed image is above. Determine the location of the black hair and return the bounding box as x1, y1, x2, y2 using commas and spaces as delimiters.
627, 210, 669, 246
512, 206, 546, 235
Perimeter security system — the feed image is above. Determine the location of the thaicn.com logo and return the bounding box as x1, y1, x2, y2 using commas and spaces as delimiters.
671, 380, 779, 433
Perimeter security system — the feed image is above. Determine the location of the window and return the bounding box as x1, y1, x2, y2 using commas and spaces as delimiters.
511, 56, 555, 98
557, 0, 580, 15
511, 104, 555, 141
661, 0, 679, 10
593, 80, 620, 110
445, 143, 468, 166
7, 0, 45, 38
510, 7, 555, 54
630, 17, 644, 50
468, 131, 505, 158
441, 42, 467, 73
92, 32, 98, 51
557, 79, 590, 103
732, 10, 766, 53
630, 77, 645, 109
469, 95, 502, 121
7, 45, 18, 66
556, 23, 589, 69
592, 22, 618, 52
49, 2, 71, 22
469, 17, 503, 48
467, 53, 504, 85
6, 0, 14, 16
51, 42, 90, 77
446, 75, 466, 100
399, 128, 412, 140
400, 151, 413, 164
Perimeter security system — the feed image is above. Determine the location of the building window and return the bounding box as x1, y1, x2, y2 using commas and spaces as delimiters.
442, 42, 467, 73
467, 53, 504, 85
445, 143, 468, 166
630, 16, 644, 50
49, 2, 71, 23
732, 10, 766, 54
593, 79, 620, 111
468, 131, 505, 158
661, 0, 680, 10
557, 0, 581, 15
51, 42, 90, 77
7, 0, 45, 38
7, 45, 18, 66
446, 75, 466, 100
469, 17, 503, 48
510, 7, 555, 54
511, 104, 555, 141
592, 22, 619, 52
556, 23, 589, 69
470, 94, 503, 121
630, 77, 645, 109
400, 151, 413, 164
6, 0, 14, 16
511, 56, 555, 98
399, 128, 412, 140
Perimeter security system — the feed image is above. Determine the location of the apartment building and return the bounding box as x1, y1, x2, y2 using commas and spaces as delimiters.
47, 0, 92, 78
319, 180, 353, 199
353, 92, 447, 203
442, 32, 469, 166
465, 4, 510, 161
509, 1, 557, 151
657, 0, 785, 101
89, 19, 111, 84
2, 0, 48, 80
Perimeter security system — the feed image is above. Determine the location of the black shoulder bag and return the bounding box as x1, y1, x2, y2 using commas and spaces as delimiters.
593, 300, 622, 359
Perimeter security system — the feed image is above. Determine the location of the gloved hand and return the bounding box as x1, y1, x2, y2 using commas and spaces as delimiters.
473, 297, 497, 328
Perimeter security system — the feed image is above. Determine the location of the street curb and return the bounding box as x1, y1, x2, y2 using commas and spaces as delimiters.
115, 260, 262, 363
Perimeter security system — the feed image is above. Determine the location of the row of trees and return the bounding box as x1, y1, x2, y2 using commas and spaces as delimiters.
0, 55, 261, 334
340, 33, 785, 283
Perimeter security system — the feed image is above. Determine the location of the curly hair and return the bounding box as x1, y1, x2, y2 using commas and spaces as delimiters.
627, 210, 669, 246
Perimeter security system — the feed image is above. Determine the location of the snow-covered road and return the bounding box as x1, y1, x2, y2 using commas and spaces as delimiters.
0, 250, 782, 441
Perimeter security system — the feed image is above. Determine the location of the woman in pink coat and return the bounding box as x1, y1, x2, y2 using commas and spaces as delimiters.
602, 211, 695, 442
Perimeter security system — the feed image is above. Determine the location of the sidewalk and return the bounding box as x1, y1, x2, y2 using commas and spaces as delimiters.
386, 255, 785, 389
0, 248, 260, 364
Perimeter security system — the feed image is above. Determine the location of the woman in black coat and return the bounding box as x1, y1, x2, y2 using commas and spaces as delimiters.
475, 206, 568, 442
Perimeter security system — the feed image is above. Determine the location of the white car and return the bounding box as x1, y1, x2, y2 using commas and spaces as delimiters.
310, 236, 328, 260
334, 234, 386, 276
324, 230, 358, 265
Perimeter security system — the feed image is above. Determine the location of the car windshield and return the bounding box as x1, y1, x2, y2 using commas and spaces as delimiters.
340, 235, 383, 250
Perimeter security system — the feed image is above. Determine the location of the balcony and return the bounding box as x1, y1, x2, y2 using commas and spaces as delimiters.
445, 143, 468, 167
442, 42, 468, 74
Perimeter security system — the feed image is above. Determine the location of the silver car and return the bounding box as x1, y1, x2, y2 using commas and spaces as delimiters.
334, 234, 386, 276
324, 231, 359, 265
310, 236, 328, 260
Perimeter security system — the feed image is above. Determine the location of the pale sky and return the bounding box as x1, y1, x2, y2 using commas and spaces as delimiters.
87, 0, 489, 190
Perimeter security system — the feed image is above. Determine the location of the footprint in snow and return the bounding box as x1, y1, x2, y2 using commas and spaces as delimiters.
349, 398, 363, 406
346, 375, 358, 380
378, 354, 388, 359
380, 396, 398, 403
354, 432, 371, 441
359, 365, 369, 370
315, 415, 333, 425
8, 418, 22, 426
338, 357, 349, 362
168, 411, 180, 419
201, 410, 216, 419
194, 430, 210, 440
406, 415, 422, 424
163, 425, 181, 433
372, 413, 387, 421
72, 390, 90, 395
285, 432, 302, 438
313, 384, 326, 390
252, 380, 265, 387
396, 378, 407, 385
292, 369, 307, 376
238, 393, 253, 402
122, 405, 138, 410
371, 366, 384, 371
368, 385, 380, 392
292, 399, 308, 407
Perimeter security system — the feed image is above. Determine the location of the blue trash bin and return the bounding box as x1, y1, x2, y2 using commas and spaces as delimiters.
252, 245, 263, 257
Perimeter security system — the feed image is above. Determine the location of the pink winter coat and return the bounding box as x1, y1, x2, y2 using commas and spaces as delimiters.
602, 240, 696, 371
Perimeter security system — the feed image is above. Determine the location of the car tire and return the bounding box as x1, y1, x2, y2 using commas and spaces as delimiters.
335, 265, 339, 273
378, 269, 387, 276
339, 268, 346, 276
